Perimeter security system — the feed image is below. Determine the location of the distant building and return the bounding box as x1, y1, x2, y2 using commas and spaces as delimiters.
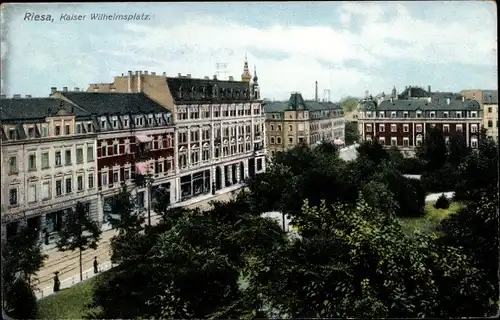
264, 92, 345, 155
358, 86, 482, 157
461, 89, 498, 141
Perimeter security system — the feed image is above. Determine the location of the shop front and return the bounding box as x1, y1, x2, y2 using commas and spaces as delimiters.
180, 170, 211, 201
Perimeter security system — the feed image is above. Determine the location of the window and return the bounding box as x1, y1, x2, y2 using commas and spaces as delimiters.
277, 125, 282, 131
277, 137, 282, 144
65, 150, 72, 165
55, 151, 62, 166
391, 124, 397, 132
488, 120, 493, 128
403, 124, 409, 132
124, 169, 130, 181
41, 125, 48, 137
8, 156, 17, 173
456, 124, 463, 132
429, 112, 435, 118
56, 180, 62, 196
366, 124, 372, 132
65, 178, 72, 193
101, 145, 107, 157
55, 125, 61, 135
288, 125, 293, 132
391, 111, 396, 118
416, 124, 422, 133
378, 137, 385, 145
270, 125, 274, 131
76, 148, 84, 163
443, 124, 450, 133
27, 127, 35, 137
65, 124, 70, 135
77, 176, 83, 191
113, 143, 118, 155
270, 137, 275, 144
443, 112, 449, 118
365, 135, 372, 141
379, 124, 385, 132
42, 182, 50, 199
403, 137, 409, 147
28, 185, 36, 202
366, 111, 372, 118
88, 174, 94, 189
471, 138, 478, 148
470, 111, 477, 118
9, 189, 18, 205
379, 111, 385, 118
403, 112, 408, 118
471, 124, 478, 133
416, 111, 422, 118
416, 135, 423, 147
102, 172, 108, 186
124, 118, 129, 127
456, 112, 462, 118
76, 123, 82, 134
391, 137, 397, 146
113, 171, 119, 184
9, 128, 16, 139
42, 152, 50, 168
87, 123, 93, 132
87, 146, 94, 161
289, 137, 293, 144
28, 154, 36, 170
488, 107, 492, 113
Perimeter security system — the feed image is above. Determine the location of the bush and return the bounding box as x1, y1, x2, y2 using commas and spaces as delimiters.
421, 164, 458, 193
5, 278, 39, 319
400, 157, 426, 175
435, 194, 450, 209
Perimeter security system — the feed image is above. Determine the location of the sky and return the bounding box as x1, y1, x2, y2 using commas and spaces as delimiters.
1, 1, 497, 101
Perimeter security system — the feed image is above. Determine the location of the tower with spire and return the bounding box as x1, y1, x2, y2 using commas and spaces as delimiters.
252, 65, 260, 99
241, 53, 252, 83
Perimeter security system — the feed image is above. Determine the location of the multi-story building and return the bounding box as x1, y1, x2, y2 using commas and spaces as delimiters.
87, 56, 266, 202
358, 86, 483, 156
1, 96, 98, 241
264, 92, 344, 155
51, 90, 174, 229
461, 89, 498, 141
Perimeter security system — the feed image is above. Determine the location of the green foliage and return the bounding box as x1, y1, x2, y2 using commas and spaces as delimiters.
447, 131, 471, 167
420, 163, 458, 193
340, 96, 359, 113
361, 181, 399, 215
57, 202, 102, 281
400, 157, 427, 175
344, 121, 359, 146
434, 194, 450, 209
2, 226, 47, 287
417, 127, 447, 171
5, 278, 39, 319
356, 139, 389, 165
108, 185, 145, 233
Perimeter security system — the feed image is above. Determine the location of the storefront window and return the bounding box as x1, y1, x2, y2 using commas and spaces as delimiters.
180, 175, 192, 201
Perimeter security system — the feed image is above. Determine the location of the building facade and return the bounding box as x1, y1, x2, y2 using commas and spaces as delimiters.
1, 97, 98, 241
358, 87, 483, 156
264, 92, 345, 155
52, 90, 175, 229
87, 56, 267, 202
461, 89, 498, 141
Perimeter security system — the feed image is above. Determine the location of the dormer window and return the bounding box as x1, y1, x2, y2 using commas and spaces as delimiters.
27, 127, 35, 137
201, 87, 206, 99
379, 111, 385, 118
112, 117, 118, 128
9, 128, 16, 139
178, 86, 183, 99
76, 123, 82, 134
403, 112, 408, 118
101, 120, 106, 129
456, 111, 462, 118
391, 111, 396, 118
470, 111, 477, 118
366, 111, 372, 118
213, 84, 218, 98
443, 112, 449, 118
123, 117, 129, 127
157, 115, 163, 125
55, 125, 61, 136
191, 87, 196, 99
148, 115, 153, 125
429, 111, 435, 118
41, 125, 48, 137
416, 111, 422, 118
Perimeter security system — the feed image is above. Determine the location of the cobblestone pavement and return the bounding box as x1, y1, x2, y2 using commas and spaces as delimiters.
34, 188, 239, 299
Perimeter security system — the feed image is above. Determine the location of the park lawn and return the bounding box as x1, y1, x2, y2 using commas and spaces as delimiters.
38, 276, 101, 320
399, 201, 465, 235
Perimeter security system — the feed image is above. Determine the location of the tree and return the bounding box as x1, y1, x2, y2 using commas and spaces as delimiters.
417, 127, 447, 171
57, 202, 102, 281
356, 139, 389, 165
4, 278, 38, 319
344, 121, 359, 146
447, 131, 471, 167
2, 226, 47, 287
434, 194, 450, 209
387, 146, 404, 169
361, 180, 399, 215
340, 96, 359, 113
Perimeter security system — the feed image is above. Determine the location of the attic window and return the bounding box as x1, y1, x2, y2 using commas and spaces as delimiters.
201, 87, 206, 98
9, 129, 16, 139
191, 87, 196, 99
178, 86, 183, 99
28, 127, 35, 137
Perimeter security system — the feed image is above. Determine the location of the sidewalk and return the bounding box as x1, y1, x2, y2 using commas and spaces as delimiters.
34, 187, 240, 300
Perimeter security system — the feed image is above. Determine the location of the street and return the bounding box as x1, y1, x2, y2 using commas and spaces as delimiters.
339, 144, 359, 161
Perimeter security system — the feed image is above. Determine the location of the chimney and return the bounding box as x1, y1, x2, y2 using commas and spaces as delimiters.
62, 87, 68, 92
186, 73, 191, 78
138, 71, 142, 92
128, 70, 133, 93
162, 72, 166, 77
446, 98, 451, 105
390, 97, 394, 103
213, 75, 218, 80
25, 94, 32, 98
228, 76, 234, 81
0, 94, 6, 99
204, 76, 209, 80
13, 94, 21, 99
428, 85, 431, 93
151, 72, 156, 76
178, 73, 182, 78
315, 81, 318, 102
462, 96, 465, 102
408, 86, 411, 98
74, 87, 80, 92
144, 70, 148, 75
50, 87, 57, 94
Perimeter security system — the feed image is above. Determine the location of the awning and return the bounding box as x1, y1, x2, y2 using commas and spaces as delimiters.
135, 162, 150, 175
136, 135, 153, 143
333, 139, 345, 145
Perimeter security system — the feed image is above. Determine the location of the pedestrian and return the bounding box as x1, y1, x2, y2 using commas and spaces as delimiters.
44, 229, 49, 245
93, 256, 99, 274
53, 271, 60, 292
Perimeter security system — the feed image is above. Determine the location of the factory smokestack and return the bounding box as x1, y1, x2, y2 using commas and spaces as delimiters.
315, 81, 318, 102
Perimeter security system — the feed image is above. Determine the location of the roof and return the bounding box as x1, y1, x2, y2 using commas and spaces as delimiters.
264, 93, 342, 113
371, 98, 481, 111
397, 86, 462, 100
0, 97, 81, 122
60, 92, 169, 115
166, 77, 253, 103
482, 90, 498, 104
